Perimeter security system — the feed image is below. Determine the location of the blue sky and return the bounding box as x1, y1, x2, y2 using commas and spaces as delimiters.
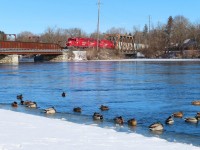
0, 0, 200, 35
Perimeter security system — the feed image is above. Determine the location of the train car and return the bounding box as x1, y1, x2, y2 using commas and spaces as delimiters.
67, 37, 97, 48
66, 37, 115, 49
99, 39, 115, 49
0, 41, 61, 50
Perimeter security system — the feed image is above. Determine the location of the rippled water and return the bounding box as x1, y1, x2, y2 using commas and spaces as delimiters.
0, 60, 200, 146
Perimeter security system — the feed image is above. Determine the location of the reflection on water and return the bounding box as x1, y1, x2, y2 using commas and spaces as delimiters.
0, 61, 200, 146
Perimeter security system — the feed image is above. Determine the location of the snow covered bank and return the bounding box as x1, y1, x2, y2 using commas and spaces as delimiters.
0, 109, 199, 150
89, 58, 200, 62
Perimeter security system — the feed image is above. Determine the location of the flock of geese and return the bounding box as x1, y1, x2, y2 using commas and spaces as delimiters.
11, 93, 200, 132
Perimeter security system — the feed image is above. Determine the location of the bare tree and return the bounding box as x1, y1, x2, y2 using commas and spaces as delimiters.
106, 27, 127, 34
16, 31, 36, 42
172, 15, 190, 51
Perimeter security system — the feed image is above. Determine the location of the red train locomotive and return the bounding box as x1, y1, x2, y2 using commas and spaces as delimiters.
66, 37, 115, 49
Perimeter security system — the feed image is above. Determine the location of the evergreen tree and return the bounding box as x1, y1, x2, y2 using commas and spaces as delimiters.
0, 31, 5, 41
143, 24, 148, 37
166, 16, 173, 52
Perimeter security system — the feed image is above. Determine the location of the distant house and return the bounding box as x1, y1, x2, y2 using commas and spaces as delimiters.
182, 39, 197, 50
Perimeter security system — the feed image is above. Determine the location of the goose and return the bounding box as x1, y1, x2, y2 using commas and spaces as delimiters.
149, 122, 164, 131
127, 118, 137, 126
100, 105, 109, 111
184, 117, 198, 123
27, 102, 37, 108
20, 100, 33, 106
11, 101, 18, 107
93, 112, 103, 120
62, 92, 66, 97
16, 94, 23, 100
191, 100, 200, 106
114, 116, 124, 124
172, 111, 183, 118
44, 107, 56, 114
73, 107, 82, 113
195, 112, 200, 120
165, 116, 174, 125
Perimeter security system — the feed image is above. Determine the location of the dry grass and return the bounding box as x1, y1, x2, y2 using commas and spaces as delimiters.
86, 48, 124, 60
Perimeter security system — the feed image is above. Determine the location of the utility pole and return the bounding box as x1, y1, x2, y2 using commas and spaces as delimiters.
96, 0, 100, 52
148, 15, 151, 33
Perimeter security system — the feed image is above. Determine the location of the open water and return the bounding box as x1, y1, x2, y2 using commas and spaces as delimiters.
0, 60, 200, 146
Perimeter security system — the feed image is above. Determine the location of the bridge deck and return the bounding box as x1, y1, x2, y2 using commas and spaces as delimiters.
0, 49, 63, 55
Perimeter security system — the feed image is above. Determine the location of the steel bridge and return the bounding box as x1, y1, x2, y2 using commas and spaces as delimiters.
0, 48, 63, 55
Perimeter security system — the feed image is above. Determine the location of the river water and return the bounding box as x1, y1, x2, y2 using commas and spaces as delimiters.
0, 60, 200, 146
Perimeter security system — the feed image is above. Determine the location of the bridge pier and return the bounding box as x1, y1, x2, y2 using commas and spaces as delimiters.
0, 55, 19, 63
34, 51, 75, 62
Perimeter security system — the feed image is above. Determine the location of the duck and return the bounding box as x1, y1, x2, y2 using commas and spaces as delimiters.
62, 92, 66, 97
20, 100, 33, 106
93, 112, 103, 120
44, 107, 56, 114
114, 116, 124, 124
165, 116, 174, 125
149, 122, 164, 131
11, 101, 18, 107
127, 118, 137, 126
100, 105, 109, 111
191, 100, 200, 106
27, 102, 37, 108
172, 111, 183, 118
195, 112, 200, 120
184, 117, 198, 123
73, 107, 82, 113
16, 94, 23, 100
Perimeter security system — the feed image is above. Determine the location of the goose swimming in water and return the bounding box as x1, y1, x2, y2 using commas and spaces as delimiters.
165, 116, 174, 125
196, 112, 200, 120
184, 117, 198, 123
114, 116, 124, 124
191, 100, 200, 106
20, 100, 33, 106
44, 107, 56, 114
73, 107, 82, 113
127, 118, 137, 126
62, 92, 66, 97
172, 111, 183, 118
16, 94, 23, 100
11, 101, 18, 107
93, 112, 103, 120
27, 102, 37, 108
149, 122, 164, 131
100, 105, 109, 111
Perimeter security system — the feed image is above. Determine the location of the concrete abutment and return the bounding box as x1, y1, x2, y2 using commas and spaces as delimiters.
0, 55, 19, 63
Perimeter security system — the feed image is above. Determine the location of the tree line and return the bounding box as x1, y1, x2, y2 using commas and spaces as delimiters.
1, 15, 200, 58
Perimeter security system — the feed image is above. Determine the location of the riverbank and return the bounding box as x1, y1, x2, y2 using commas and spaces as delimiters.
0, 109, 199, 150
89, 58, 200, 62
